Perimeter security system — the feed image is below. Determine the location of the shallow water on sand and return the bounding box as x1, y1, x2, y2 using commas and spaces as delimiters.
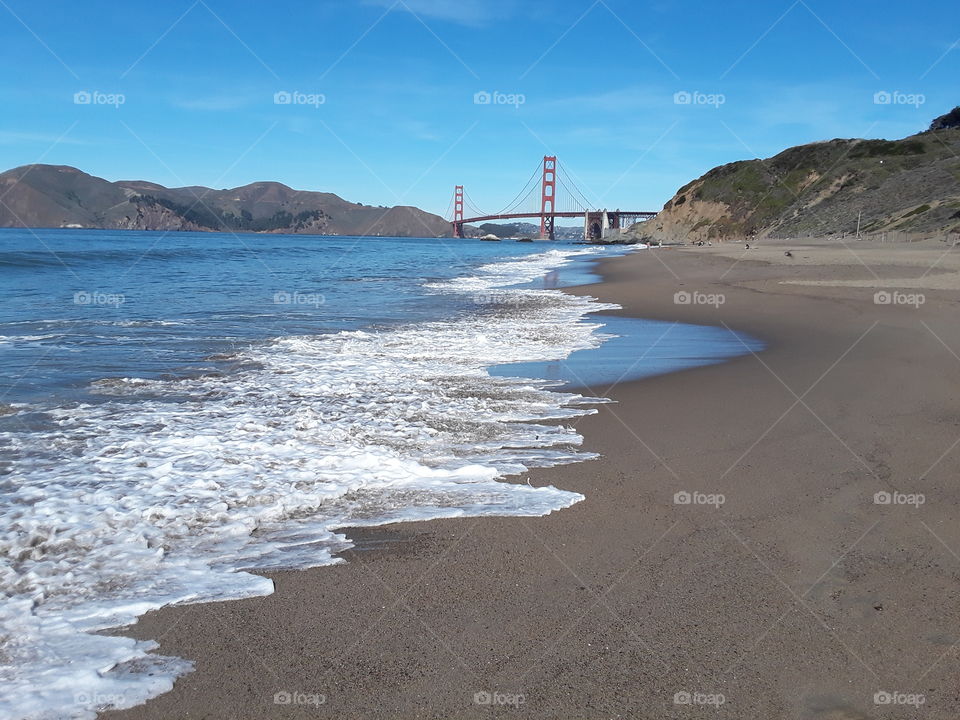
491, 314, 761, 389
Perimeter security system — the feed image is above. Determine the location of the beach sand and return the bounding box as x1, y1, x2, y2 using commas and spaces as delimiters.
104, 237, 960, 719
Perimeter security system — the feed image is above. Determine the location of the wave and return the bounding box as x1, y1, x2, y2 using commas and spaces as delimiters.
0, 246, 623, 719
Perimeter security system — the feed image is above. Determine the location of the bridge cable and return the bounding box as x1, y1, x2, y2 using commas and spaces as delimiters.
557, 161, 598, 209
556, 174, 591, 213
556, 161, 597, 211
495, 161, 543, 217
461, 190, 487, 218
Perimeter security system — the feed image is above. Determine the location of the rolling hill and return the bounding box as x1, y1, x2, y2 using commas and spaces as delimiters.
0, 164, 453, 237
636, 107, 960, 244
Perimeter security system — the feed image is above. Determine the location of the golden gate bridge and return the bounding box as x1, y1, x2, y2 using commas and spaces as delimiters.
447, 156, 657, 240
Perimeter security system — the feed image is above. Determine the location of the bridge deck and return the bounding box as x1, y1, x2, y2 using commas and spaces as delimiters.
460, 211, 656, 224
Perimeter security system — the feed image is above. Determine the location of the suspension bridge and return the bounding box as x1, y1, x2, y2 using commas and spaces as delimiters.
447, 156, 657, 240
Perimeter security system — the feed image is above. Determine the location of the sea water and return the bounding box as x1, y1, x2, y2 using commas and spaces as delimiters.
0, 230, 758, 719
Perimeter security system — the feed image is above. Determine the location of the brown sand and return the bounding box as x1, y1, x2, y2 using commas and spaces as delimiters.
104, 238, 960, 719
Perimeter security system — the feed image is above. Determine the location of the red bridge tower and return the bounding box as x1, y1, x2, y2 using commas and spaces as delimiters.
452, 185, 464, 238
539, 155, 556, 240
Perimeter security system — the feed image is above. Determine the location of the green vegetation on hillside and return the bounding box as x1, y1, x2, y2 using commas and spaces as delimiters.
135, 195, 327, 232
649, 113, 960, 241
929, 106, 960, 131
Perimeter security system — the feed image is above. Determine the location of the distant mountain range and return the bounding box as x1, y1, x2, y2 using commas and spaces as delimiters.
0, 164, 453, 237
637, 107, 960, 243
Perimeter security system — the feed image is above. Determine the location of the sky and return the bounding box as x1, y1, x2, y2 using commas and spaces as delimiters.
1, 0, 957, 220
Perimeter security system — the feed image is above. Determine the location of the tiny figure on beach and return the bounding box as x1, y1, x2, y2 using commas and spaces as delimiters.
784, 251, 793, 258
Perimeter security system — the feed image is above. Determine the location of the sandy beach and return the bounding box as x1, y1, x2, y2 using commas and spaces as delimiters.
103, 236, 960, 719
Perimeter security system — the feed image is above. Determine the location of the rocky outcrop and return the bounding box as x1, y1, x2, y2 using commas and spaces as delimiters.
114, 201, 206, 232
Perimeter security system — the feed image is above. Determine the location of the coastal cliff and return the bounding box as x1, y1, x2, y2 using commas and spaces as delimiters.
636, 107, 960, 244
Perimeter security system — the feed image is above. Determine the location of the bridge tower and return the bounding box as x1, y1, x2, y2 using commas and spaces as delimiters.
452, 185, 464, 238
539, 155, 556, 240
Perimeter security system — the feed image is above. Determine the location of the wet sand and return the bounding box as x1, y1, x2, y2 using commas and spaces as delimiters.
104, 237, 960, 719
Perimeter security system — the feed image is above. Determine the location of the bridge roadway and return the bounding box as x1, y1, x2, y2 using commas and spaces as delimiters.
460, 211, 656, 223
456, 210, 657, 240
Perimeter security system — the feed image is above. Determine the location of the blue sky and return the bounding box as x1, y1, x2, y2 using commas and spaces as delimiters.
1, 0, 957, 220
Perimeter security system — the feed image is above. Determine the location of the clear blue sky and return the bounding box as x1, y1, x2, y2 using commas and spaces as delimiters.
1, 0, 956, 218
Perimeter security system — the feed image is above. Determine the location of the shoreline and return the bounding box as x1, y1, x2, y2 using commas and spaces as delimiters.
105, 238, 960, 719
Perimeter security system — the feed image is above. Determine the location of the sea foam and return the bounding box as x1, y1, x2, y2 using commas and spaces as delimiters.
0, 247, 621, 719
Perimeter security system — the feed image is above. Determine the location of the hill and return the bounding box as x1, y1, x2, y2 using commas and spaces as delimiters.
637, 107, 960, 244
0, 165, 452, 237
474, 221, 584, 240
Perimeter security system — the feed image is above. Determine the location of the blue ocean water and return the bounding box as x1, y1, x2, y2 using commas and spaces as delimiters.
0, 229, 760, 720
0, 230, 597, 405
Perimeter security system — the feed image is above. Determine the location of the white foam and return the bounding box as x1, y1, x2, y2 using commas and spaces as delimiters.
0, 334, 62, 342
0, 246, 620, 719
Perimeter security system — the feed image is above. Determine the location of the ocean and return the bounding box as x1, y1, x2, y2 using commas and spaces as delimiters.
0, 230, 760, 719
